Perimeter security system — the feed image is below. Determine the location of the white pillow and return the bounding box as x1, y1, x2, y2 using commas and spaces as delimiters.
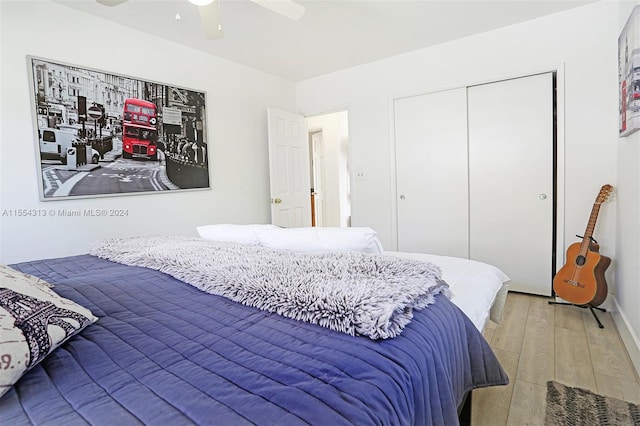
255, 227, 384, 254
196, 224, 280, 245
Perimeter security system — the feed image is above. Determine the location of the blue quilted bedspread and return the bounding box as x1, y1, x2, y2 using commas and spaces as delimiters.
1, 255, 508, 425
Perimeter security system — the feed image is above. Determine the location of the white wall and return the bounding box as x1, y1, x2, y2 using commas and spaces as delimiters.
615, 0, 640, 377
307, 111, 350, 227
297, 1, 639, 371
0, 1, 296, 264
297, 1, 618, 256
335, 111, 350, 228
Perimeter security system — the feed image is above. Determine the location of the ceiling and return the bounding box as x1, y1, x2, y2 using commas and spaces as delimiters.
52, 0, 598, 82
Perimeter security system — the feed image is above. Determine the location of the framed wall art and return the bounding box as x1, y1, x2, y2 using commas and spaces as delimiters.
28, 56, 210, 200
619, 5, 640, 137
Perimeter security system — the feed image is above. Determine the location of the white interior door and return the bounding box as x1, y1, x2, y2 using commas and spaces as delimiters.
395, 88, 469, 257
468, 73, 554, 296
267, 107, 312, 228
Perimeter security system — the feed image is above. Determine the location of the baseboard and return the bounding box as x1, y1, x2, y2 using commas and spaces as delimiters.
610, 295, 640, 378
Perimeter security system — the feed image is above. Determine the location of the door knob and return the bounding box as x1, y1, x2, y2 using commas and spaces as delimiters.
539, 194, 547, 200
400, 195, 406, 200
271, 198, 282, 204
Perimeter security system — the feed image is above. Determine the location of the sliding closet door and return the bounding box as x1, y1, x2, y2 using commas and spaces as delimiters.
395, 88, 469, 257
468, 73, 554, 296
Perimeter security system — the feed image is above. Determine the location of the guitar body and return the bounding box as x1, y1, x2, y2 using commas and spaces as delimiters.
553, 242, 611, 306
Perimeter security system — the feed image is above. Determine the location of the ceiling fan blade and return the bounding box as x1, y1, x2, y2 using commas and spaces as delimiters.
96, 0, 129, 6
198, 2, 224, 40
250, 0, 305, 21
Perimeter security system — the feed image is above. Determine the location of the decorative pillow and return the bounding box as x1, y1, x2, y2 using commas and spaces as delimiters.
196, 224, 280, 245
0, 264, 98, 397
255, 227, 384, 254
0, 264, 54, 288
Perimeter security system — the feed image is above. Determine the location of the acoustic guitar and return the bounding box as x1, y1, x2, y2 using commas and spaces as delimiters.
553, 184, 613, 306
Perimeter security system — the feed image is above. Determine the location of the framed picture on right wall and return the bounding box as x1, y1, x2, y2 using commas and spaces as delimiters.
619, 5, 640, 137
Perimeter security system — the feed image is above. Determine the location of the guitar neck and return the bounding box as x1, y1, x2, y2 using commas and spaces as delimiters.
579, 202, 602, 255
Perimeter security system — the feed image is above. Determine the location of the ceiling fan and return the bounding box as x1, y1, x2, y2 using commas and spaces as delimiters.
96, 0, 305, 40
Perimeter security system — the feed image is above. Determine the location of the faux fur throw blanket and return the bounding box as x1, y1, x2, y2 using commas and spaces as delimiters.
90, 236, 450, 340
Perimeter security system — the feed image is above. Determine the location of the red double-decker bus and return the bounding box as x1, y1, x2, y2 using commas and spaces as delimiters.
122, 98, 158, 160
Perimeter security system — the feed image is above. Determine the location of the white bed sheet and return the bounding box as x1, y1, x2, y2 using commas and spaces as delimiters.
384, 251, 510, 331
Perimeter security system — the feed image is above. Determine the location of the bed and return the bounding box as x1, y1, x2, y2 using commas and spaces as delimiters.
0, 233, 509, 426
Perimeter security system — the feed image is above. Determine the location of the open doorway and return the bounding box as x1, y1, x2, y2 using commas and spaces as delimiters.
306, 111, 351, 227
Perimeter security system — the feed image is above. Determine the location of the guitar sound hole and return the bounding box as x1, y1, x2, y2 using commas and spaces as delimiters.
576, 255, 586, 266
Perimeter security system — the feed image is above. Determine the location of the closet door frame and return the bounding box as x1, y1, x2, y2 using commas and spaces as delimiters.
389, 65, 566, 282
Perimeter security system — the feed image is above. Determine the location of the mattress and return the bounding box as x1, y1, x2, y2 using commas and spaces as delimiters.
385, 251, 510, 330
1, 253, 508, 425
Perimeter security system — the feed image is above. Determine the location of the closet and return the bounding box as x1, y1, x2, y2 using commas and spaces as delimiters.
395, 73, 555, 296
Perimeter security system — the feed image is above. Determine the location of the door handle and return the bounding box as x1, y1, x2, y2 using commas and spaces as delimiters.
271, 198, 282, 204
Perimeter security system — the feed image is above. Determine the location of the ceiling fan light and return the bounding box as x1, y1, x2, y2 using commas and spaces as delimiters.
188, 0, 214, 6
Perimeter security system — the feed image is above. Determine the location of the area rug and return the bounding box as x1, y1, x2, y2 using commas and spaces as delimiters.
545, 380, 640, 425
